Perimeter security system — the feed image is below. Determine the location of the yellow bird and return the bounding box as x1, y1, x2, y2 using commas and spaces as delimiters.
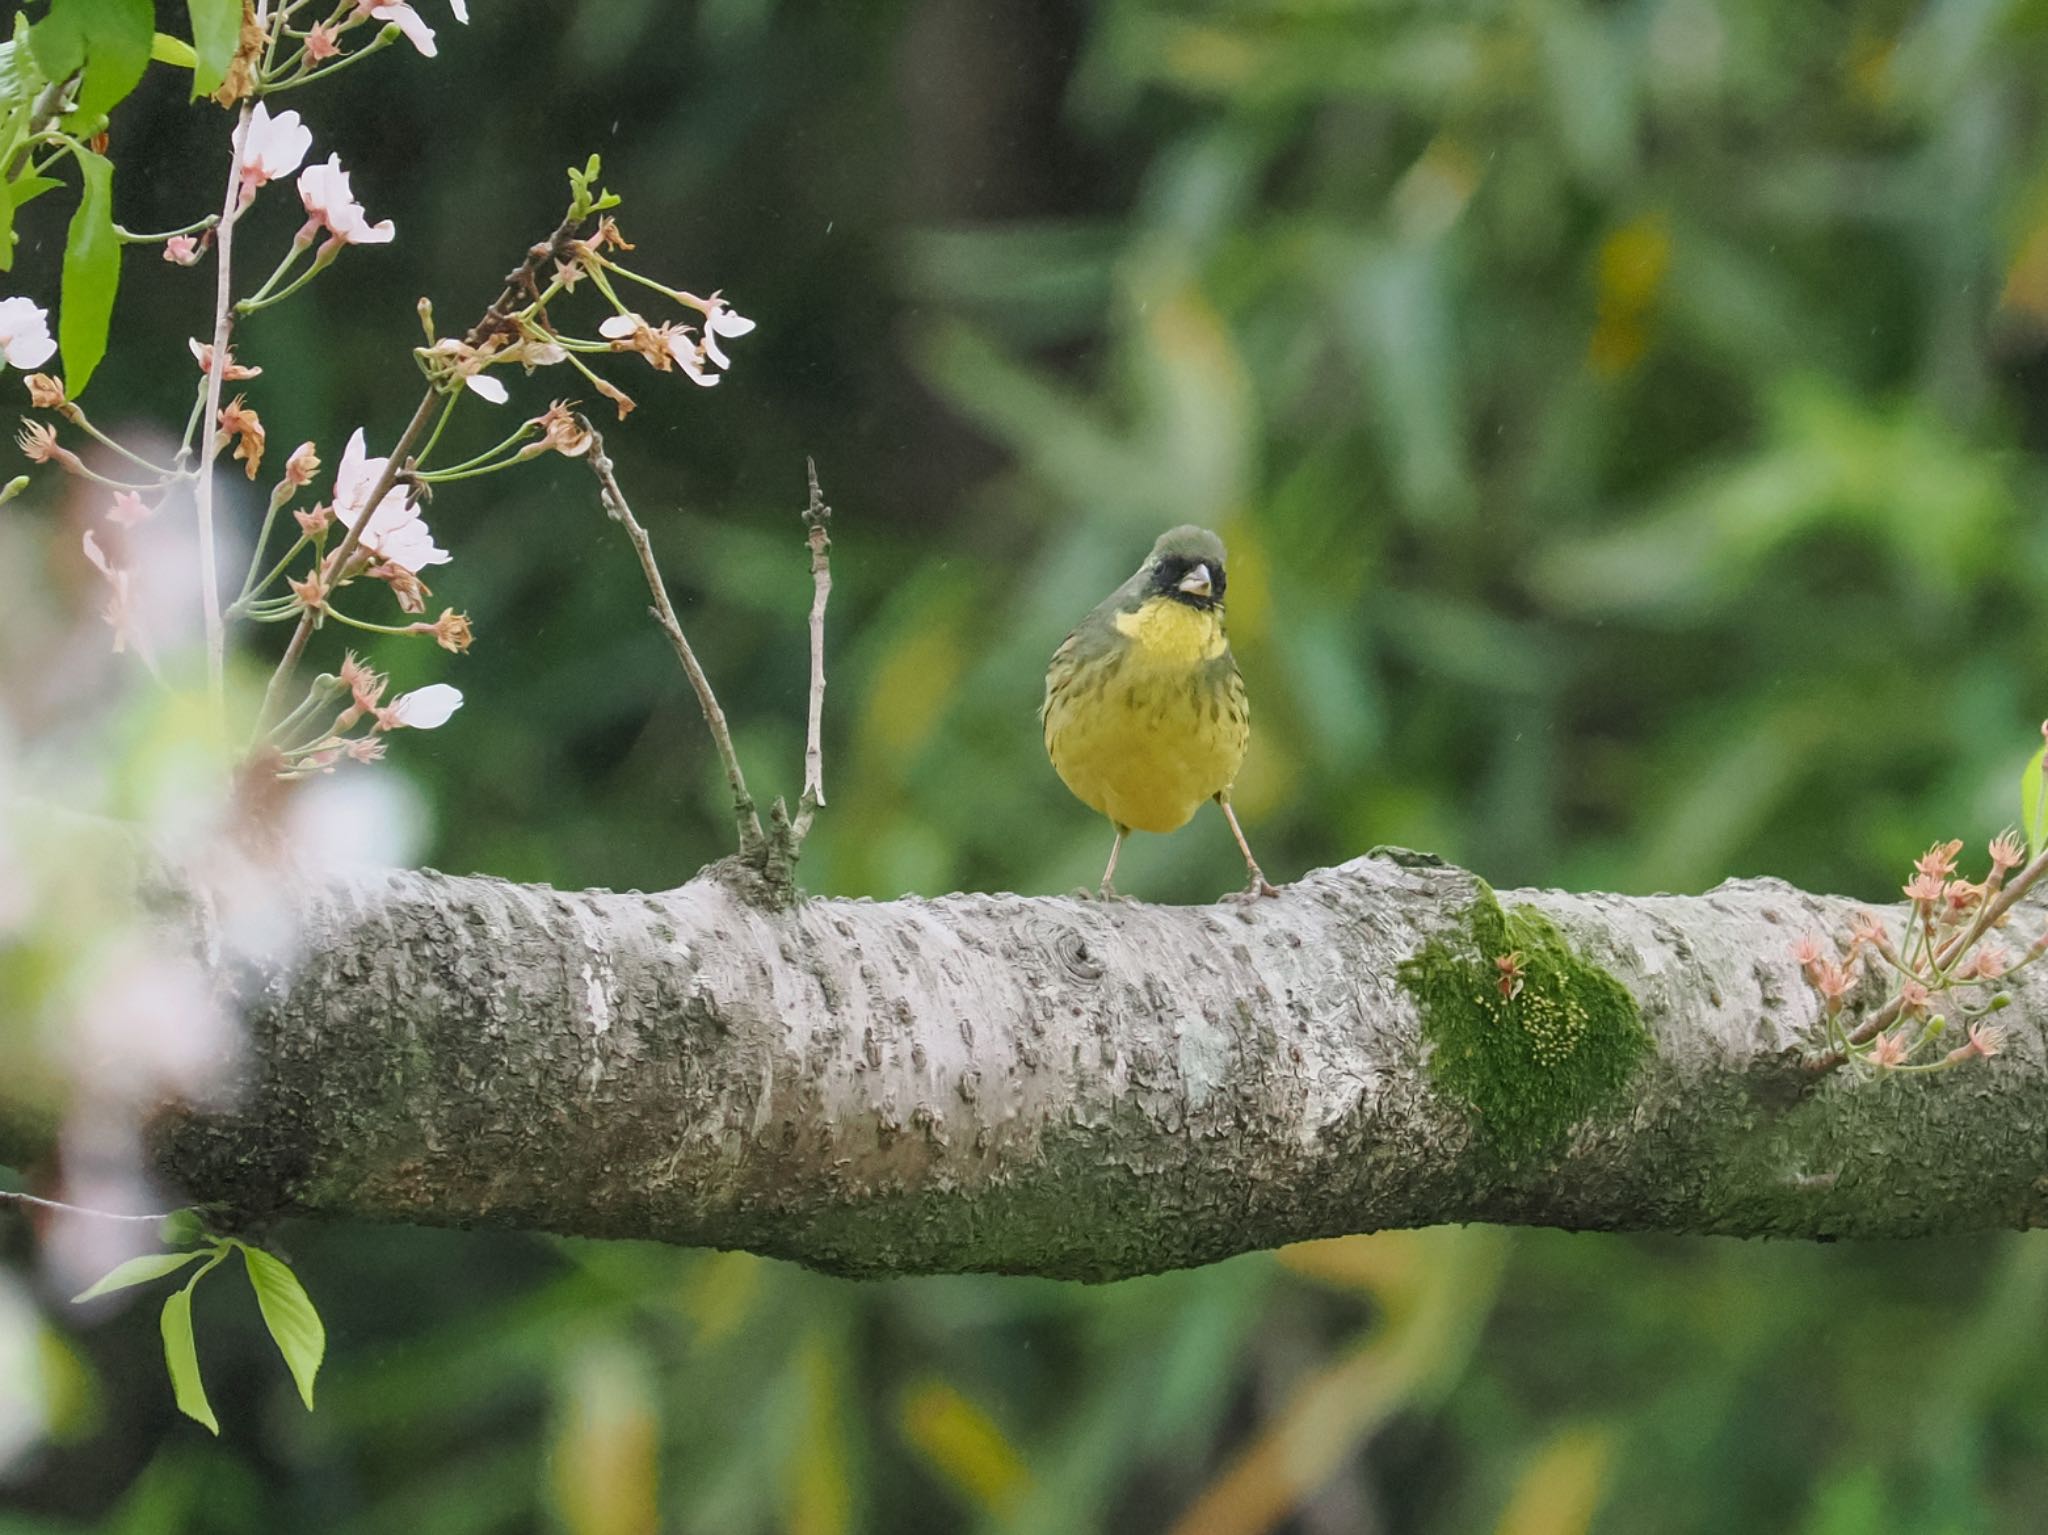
1042, 525, 1278, 900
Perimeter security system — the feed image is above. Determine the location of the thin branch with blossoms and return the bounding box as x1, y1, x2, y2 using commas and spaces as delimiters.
1800, 830, 2048, 1075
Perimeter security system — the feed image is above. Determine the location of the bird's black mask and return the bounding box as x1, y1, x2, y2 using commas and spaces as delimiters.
1149, 554, 1226, 611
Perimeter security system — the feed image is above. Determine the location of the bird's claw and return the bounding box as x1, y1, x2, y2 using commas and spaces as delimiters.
1222, 877, 1281, 905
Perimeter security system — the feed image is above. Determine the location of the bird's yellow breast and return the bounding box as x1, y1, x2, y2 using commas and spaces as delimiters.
1043, 598, 1249, 835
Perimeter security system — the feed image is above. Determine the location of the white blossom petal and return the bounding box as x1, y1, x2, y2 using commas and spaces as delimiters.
298, 155, 396, 245
232, 103, 312, 186
387, 683, 463, 729
334, 428, 450, 572
706, 297, 755, 338
0, 297, 55, 370
370, 2, 438, 55
464, 374, 508, 404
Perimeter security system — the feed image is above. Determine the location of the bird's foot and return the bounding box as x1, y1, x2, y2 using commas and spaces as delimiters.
1222, 873, 1281, 905
1069, 883, 1132, 902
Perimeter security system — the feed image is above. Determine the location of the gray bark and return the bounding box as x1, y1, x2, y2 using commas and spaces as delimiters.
149, 851, 2048, 1280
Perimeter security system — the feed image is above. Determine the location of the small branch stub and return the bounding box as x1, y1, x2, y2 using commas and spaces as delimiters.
794, 456, 832, 839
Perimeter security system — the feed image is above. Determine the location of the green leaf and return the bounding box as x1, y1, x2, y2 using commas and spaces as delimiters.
566, 153, 620, 220
185, 0, 241, 98
158, 1208, 205, 1247
150, 32, 197, 69
2022, 745, 2046, 857
28, 0, 152, 126
59, 146, 117, 395
159, 1284, 218, 1434
8, 172, 58, 209
72, 1249, 203, 1303
239, 1243, 324, 1411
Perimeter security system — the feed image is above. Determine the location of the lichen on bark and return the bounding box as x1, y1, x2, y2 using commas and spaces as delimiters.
1399, 882, 1649, 1157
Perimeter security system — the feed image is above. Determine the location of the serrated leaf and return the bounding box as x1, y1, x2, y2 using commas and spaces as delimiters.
240, 1243, 324, 1411
28, 0, 152, 126
185, 0, 240, 98
2022, 746, 2046, 857
150, 32, 197, 69
160, 1285, 218, 1434
59, 146, 116, 394
72, 1249, 204, 1303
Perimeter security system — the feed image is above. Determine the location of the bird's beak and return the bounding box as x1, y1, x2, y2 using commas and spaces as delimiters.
1176, 563, 1213, 599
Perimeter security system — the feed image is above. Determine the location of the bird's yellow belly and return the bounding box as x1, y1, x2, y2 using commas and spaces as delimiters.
1046, 661, 1246, 834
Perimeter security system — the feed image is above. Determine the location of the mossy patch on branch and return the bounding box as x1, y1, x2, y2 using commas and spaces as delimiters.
1397, 884, 1648, 1158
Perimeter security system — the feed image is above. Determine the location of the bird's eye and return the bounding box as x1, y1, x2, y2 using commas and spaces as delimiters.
1176, 563, 1213, 599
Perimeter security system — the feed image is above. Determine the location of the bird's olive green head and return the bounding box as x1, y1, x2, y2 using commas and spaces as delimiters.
1133, 524, 1228, 611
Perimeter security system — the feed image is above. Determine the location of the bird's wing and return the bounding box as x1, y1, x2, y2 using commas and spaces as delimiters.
1040, 629, 1081, 725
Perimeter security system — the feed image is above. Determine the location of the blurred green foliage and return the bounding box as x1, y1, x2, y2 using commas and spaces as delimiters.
10, 0, 2048, 1528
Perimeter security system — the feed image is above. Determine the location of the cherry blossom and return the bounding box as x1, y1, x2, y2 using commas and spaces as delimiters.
81, 530, 137, 653
163, 234, 202, 266
598, 312, 719, 387
523, 401, 592, 458
231, 103, 312, 202
284, 441, 321, 488
333, 428, 449, 573
359, 0, 468, 58
696, 292, 756, 368
188, 337, 262, 379
0, 299, 56, 371
464, 374, 508, 404
381, 683, 463, 730
297, 155, 395, 247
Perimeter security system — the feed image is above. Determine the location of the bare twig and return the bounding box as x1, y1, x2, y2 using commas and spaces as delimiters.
0, 1189, 178, 1224
580, 418, 764, 856
790, 457, 832, 844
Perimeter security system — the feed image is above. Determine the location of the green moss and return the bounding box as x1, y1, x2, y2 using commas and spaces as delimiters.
1397, 884, 1648, 1159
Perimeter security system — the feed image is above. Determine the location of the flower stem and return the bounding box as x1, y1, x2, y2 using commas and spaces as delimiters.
231, 531, 311, 612
412, 391, 460, 469
114, 212, 220, 244
261, 29, 395, 92
237, 246, 330, 316
324, 608, 422, 637
59, 406, 175, 478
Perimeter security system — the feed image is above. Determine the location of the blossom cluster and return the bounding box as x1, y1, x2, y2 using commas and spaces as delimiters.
1795, 833, 2043, 1072
2, 35, 754, 787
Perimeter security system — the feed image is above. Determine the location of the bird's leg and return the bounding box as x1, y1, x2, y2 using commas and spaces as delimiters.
1098, 824, 1128, 900
1217, 795, 1279, 900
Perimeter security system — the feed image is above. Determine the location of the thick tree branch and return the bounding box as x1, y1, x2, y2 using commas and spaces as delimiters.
143, 853, 2048, 1280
